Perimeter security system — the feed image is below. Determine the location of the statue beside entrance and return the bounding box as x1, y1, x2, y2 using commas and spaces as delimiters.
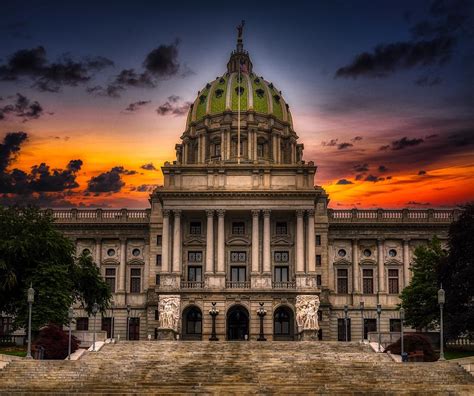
157, 295, 180, 340
296, 295, 320, 341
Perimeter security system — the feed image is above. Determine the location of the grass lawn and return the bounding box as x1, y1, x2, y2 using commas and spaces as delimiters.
445, 349, 474, 360
0, 346, 27, 357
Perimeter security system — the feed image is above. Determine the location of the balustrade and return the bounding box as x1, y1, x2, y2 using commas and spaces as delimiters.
328, 208, 456, 223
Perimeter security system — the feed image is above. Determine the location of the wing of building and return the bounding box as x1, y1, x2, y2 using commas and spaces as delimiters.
51, 30, 459, 342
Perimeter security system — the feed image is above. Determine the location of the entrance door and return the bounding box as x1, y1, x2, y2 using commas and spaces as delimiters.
101, 317, 112, 339
128, 317, 140, 340
337, 318, 352, 341
227, 305, 249, 340
364, 318, 377, 339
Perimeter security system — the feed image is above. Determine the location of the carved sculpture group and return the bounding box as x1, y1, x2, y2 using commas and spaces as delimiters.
296, 295, 320, 331
158, 295, 180, 331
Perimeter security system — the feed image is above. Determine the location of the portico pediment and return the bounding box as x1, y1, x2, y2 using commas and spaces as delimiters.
271, 236, 293, 246
359, 258, 377, 266
183, 237, 205, 246
334, 258, 352, 266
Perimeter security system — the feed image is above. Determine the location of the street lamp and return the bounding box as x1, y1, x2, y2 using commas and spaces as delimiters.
209, 302, 219, 341
110, 300, 115, 342
360, 301, 365, 343
68, 307, 74, 360
399, 307, 406, 362
344, 305, 349, 342
92, 302, 99, 352
126, 304, 131, 340
376, 304, 382, 352
438, 287, 445, 361
257, 302, 267, 341
26, 284, 35, 359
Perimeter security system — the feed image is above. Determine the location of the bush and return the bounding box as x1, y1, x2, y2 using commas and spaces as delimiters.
33, 324, 79, 360
385, 333, 438, 362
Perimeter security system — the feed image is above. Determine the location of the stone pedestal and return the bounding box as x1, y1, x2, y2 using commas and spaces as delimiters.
159, 274, 181, 290
251, 274, 272, 289
206, 274, 226, 288
299, 330, 319, 341
157, 329, 178, 340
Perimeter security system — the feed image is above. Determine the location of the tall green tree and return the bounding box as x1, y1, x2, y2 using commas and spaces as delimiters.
439, 203, 474, 340
0, 206, 111, 331
400, 237, 446, 330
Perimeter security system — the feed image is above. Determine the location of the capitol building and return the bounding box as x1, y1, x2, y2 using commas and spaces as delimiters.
53, 30, 457, 342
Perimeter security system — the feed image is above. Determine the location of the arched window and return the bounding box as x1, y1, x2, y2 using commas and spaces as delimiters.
274, 306, 294, 340
182, 306, 202, 340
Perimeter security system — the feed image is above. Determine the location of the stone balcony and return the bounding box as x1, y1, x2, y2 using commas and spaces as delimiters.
49, 208, 151, 223
328, 208, 460, 223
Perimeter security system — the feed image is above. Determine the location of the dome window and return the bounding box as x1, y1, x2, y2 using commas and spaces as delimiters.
236, 75, 243, 83
206, 83, 211, 89
256, 88, 265, 98
199, 94, 206, 104
215, 88, 224, 98
273, 94, 281, 103
269, 83, 274, 90
254, 77, 260, 84
219, 78, 225, 84
235, 86, 244, 96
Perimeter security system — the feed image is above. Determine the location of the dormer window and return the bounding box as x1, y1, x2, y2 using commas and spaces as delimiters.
232, 221, 245, 235
199, 94, 206, 104
190, 221, 202, 235
273, 94, 281, 103
276, 221, 287, 235
215, 88, 224, 98
254, 78, 260, 84
219, 78, 225, 84
235, 86, 244, 96
256, 88, 264, 98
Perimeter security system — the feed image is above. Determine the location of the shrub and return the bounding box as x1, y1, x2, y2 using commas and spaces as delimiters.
385, 333, 438, 362
33, 324, 79, 360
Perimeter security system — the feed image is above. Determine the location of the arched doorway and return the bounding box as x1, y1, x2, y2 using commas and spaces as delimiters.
227, 305, 249, 340
274, 306, 294, 340
182, 306, 202, 340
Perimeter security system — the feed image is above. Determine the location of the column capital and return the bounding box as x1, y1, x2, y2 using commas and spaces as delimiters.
263, 209, 271, 217
251, 209, 260, 217
173, 209, 182, 217
307, 209, 315, 217
162, 209, 171, 217
217, 209, 226, 217
206, 209, 215, 217
403, 237, 410, 243
296, 209, 305, 217
377, 238, 384, 244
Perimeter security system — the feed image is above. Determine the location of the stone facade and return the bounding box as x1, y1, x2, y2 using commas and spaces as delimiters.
51, 31, 460, 342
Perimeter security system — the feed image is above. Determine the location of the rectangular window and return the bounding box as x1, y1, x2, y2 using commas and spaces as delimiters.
362, 269, 374, 294
130, 268, 141, 293
215, 144, 221, 157
155, 274, 160, 286
364, 318, 377, 339
101, 317, 112, 339
189, 221, 202, 235
230, 251, 247, 263
316, 274, 322, 287
232, 221, 245, 235
275, 221, 288, 235
337, 318, 352, 341
0, 317, 13, 336
316, 255, 322, 266
156, 235, 162, 245
188, 266, 202, 282
156, 254, 162, 266
388, 269, 399, 294
188, 251, 203, 263
105, 268, 116, 293
231, 266, 246, 282
257, 143, 264, 157
316, 235, 321, 246
337, 269, 348, 294
390, 319, 401, 333
76, 317, 89, 331
274, 251, 289, 263
274, 266, 289, 282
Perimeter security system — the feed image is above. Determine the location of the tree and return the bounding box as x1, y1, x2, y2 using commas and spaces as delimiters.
0, 206, 111, 331
400, 237, 446, 330
439, 203, 474, 340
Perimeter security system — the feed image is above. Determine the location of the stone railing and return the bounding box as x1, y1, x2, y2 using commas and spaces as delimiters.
49, 208, 151, 223
328, 208, 460, 223
272, 281, 296, 289
225, 281, 251, 289
180, 281, 205, 289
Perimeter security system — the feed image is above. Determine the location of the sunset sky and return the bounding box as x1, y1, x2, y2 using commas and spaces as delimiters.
0, 0, 473, 208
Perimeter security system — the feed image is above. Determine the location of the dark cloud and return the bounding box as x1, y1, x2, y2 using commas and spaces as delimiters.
337, 142, 353, 150
355, 174, 365, 181
351, 136, 363, 142
380, 136, 425, 151
140, 163, 157, 171
415, 75, 442, 86
0, 93, 44, 122
156, 96, 192, 116
418, 170, 427, 175
86, 166, 136, 193
0, 131, 28, 173
115, 69, 156, 88
364, 174, 384, 182
321, 139, 338, 147
143, 40, 181, 77
353, 163, 369, 172
86, 84, 124, 98
0, 46, 114, 92
378, 165, 388, 172
336, 179, 353, 185
406, 201, 431, 206
124, 100, 151, 113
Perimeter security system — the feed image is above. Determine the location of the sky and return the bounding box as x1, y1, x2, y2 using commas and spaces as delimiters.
0, 0, 473, 208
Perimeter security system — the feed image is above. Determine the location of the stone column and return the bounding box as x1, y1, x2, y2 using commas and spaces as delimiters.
306, 210, 315, 273
248, 131, 252, 160
226, 131, 231, 159
352, 239, 359, 293
217, 209, 226, 273
95, 239, 101, 265
403, 239, 410, 288
202, 134, 207, 163
161, 210, 170, 273
206, 210, 214, 274
253, 131, 258, 160
251, 210, 260, 273
262, 210, 271, 273
172, 210, 182, 273
220, 131, 225, 160
119, 238, 126, 291
183, 142, 187, 164
377, 238, 385, 293
296, 210, 305, 273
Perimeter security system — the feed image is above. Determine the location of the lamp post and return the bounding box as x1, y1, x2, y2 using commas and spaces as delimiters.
257, 302, 267, 341
110, 300, 115, 342
26, 285, 35, 359
399, 307, 405, 362
209, 302, 219, 341
92, 302, 99, 352
126, 304, 131, 341
344, 305, 349, 342
360, 301, 365, 343
376, 304, 382, 352
438, 287, 445, 361
68, 307, 74, 360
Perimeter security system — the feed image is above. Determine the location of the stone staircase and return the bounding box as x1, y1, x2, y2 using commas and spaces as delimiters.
0, 341, 473, 394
